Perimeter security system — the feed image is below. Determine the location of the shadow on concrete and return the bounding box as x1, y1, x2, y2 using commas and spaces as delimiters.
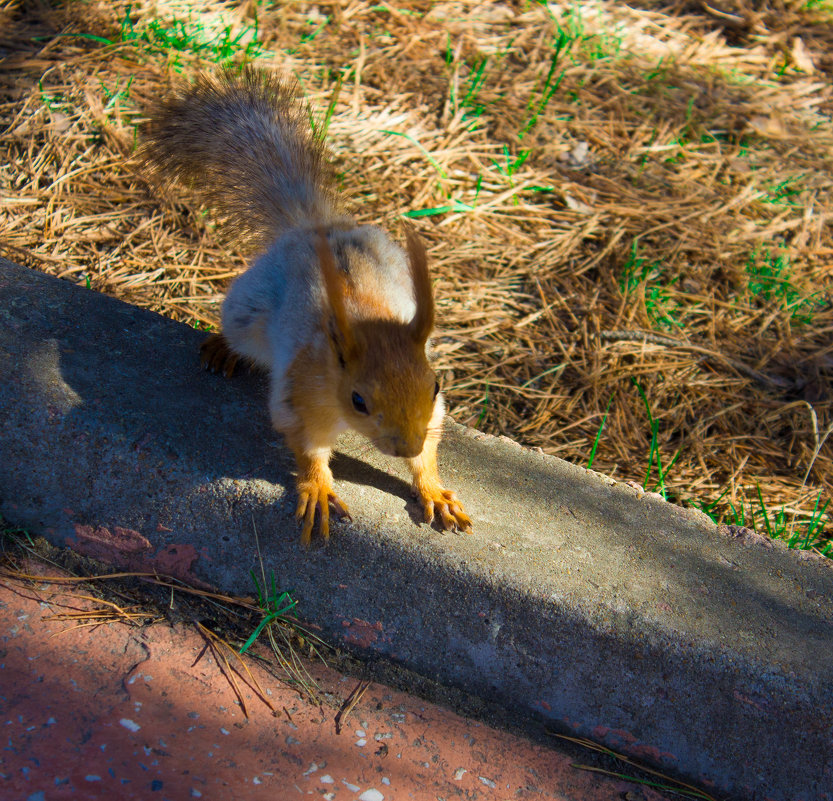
3, 571, 667, 801
2, 259, 833, 800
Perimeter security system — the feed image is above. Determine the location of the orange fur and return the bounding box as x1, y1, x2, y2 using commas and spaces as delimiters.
346, 284, 395, 319
316, 230, 357, 362
407, 398, 472, 533
332, 319, 435, 457
404, 229, 434, 342
284, 343, 351, 543
279, 233, 471, 541
147, 69, 472, 543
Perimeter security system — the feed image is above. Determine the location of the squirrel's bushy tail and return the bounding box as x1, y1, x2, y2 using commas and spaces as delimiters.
140, 68, 338, 245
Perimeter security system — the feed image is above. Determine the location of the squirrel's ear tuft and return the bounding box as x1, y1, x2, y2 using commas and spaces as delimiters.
405, 229, 435, 344
315, 229, 356, 364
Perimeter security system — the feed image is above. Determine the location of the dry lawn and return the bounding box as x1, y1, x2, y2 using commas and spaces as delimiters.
2, 0, 833, 551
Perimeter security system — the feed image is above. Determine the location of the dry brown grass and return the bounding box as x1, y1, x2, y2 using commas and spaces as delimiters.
2, 0, 833, 549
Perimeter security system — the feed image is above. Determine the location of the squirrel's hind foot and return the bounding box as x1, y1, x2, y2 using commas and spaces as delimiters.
201, 332, 241, 377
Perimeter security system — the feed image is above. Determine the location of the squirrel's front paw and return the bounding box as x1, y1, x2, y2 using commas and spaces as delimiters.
295, 478, 351, 545
414, 482, 472, 534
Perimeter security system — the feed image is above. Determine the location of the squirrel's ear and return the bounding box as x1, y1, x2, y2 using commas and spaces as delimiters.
315, 230, 356, 365
405, 229, 434, 344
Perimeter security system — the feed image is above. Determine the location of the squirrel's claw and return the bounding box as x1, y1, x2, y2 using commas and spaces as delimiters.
415, 484, 472, 534
200, 333, 239, 378
295, 479, 351, 545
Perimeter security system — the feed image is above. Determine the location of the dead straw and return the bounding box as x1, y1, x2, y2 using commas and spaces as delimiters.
2, 0, 832, 544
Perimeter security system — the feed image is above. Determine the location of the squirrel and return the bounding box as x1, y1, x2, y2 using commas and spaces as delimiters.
140, 68, 472, 544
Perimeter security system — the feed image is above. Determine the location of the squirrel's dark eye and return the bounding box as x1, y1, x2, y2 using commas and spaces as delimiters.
352, 391, 369, 414
433, 381, 440, 399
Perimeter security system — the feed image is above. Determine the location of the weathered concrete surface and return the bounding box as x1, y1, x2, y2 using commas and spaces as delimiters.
1, 256, 832, 801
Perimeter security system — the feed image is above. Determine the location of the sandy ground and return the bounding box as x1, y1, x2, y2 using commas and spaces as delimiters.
0, 562, 672, 801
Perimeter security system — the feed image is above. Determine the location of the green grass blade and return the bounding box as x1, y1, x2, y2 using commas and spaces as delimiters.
239, 613, 275, 655
755, 484, 774, 538
380, 130, 447, 178
520, 363, 564, 388
461, 57, 488, 109
316, 73, 343, 141
34, 32, 115, 45
476, 384, 490, 427
587, 395, 614, 469
404, 199, 474, 218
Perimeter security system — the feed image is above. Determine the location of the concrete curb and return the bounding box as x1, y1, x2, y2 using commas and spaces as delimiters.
2, 257, 832, 800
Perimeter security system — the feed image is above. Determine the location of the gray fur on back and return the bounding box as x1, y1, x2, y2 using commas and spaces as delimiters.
221, 225, 416, 400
